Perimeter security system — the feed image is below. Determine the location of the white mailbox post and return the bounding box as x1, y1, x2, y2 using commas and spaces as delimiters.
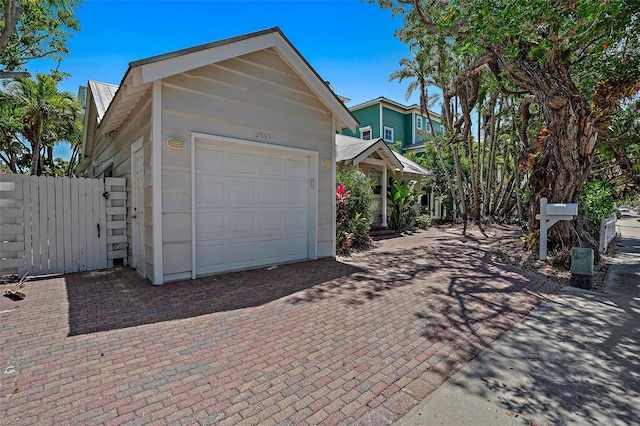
535, 197, 578, 260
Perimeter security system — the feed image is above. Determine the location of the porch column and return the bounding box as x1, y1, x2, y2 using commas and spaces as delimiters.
382, 167, 388, 227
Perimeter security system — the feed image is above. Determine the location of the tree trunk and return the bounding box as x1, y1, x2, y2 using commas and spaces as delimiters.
500, 51, 598, 249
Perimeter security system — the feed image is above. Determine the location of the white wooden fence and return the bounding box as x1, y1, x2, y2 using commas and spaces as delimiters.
0, 174, 127, 277
599, 214, 617, 253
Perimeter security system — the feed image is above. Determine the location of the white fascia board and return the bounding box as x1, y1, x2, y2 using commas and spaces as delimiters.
274, 38, 357, 132
353, 140, 403, 170
140, 33, 278, 84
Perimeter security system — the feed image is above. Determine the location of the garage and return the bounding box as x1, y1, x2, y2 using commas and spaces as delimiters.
193, 134, 317, 276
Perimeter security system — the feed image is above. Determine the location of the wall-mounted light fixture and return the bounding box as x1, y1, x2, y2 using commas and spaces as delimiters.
320, 158, 332, 168
165, 136, 186, 150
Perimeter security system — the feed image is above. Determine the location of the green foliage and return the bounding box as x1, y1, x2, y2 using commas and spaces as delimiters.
336, 169, 375, 254
0, 0, 81, 71
415, 213, 431, 230
387, 178, 419, 230
579, 181, 615, 235
0, 73, 82, 175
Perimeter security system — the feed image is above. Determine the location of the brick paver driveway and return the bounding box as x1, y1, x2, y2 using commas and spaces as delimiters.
1, 228, 558, 425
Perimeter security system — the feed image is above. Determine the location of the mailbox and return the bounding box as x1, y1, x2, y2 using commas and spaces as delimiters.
546, 203, 578, 216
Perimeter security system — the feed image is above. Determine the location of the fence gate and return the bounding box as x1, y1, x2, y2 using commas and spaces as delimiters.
0, 174, 127, 277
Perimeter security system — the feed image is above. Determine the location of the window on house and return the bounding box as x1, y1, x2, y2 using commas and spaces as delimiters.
360, 126, 372, 140
425, 119, 431, 132
383, 126, 394, 143
416, 116, 422, 130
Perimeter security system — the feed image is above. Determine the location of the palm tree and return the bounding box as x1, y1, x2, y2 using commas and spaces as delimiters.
0, 93, 27, 173
9, 73, 80, 175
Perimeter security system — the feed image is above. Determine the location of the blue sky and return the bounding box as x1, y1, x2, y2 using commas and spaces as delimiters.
29, 0, 422, 159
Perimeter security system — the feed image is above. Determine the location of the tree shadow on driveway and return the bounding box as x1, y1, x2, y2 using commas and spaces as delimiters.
65, 258, 362, 336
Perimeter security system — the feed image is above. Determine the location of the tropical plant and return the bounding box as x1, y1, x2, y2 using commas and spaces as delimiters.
3, 73, 82, 175
336, 169, 375, 254
387, 178, 416, 230
579, 181, 615, 236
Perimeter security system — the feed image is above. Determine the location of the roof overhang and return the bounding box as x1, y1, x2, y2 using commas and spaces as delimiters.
100, 27, 357, 135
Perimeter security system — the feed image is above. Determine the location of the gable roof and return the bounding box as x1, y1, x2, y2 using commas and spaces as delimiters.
349, 96, 442, 121
336, 134, 403, 171
95, 27, 357, 135
336, 134, 433, 177
88, 80, 118, 123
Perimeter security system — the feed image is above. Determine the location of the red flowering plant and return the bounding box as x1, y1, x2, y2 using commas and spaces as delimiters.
336, 183, 352, 253
335, 169, 374, 255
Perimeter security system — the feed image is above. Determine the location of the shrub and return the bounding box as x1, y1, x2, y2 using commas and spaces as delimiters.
415, 214, 431, 230
387, 178, 420, 230
580, 181, 615, 236
336, 169, 375, 254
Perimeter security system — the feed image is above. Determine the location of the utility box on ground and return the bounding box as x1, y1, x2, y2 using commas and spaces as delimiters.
569, 247, 594, 290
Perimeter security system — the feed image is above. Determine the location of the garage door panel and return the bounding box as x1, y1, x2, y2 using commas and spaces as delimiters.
258, 239, 283, 261
196, 147, 227, 172
230, 152, 258, 174
259, 182, 283, 204
285, 209, 307, 230
259, 211, 283, 232
284, 235, 308, 257
287, 158, 308, 178
229, 211, 256, 235
195, 137, 311, 276
196, 243, 226, 273
196, 211, 226, 237
261, 156, 285, 176
228, 181, 257, 204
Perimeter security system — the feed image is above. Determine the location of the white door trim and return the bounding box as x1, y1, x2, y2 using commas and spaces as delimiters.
190, 132, 319, 279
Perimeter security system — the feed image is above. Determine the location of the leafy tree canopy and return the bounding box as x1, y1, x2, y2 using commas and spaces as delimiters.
0, 0, 81, 71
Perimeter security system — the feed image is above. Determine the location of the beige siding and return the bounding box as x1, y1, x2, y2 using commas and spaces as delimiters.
160, 49, 334, 280
84, 90, 154, 278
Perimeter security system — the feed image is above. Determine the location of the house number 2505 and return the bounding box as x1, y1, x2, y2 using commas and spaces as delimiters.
256, 131, 272, 140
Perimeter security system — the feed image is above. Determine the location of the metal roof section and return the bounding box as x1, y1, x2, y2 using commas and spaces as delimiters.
393, 151, 434, 177
87, 80, 118, 123
349, 96, 442, 120
336, 134, 403, 172
97, 27, 357, 135
336, 134, 433, 177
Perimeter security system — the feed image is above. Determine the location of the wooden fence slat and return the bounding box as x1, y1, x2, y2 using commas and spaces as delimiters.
0, 223, 23, 234
84, 179, 94, 272
0, 174, 125, 277
62, 177, 72, 273
45, 177, 57, 273
0, 207, 23, 218
54, 177, 64, 273
1, 241, 25, 252
22, 178, 30, 276
106, 192, 127, 200
107, 234, 127, 244
98, 179, 107, 269
0, 257, 26, 268
30, 177, 41, 274
106, 207, 127, 215
78, 178, 87, 272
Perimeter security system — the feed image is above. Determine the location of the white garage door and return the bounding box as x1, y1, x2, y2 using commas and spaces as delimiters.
194, 137, 312, 276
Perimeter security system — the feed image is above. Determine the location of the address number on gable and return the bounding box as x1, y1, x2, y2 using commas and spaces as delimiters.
256, 131, 272, 140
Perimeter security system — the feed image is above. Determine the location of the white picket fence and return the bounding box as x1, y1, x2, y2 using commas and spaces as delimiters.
0, 174, 127, 277
599, 214, 617, 253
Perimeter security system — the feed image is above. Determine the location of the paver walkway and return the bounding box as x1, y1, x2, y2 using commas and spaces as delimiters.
0, 228, 557, 425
